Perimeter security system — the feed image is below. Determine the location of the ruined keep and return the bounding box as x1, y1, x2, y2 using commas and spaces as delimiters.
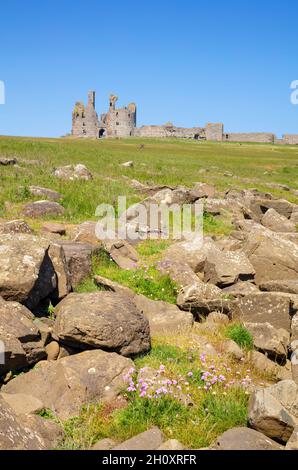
72, 92, 136, 139
71, 91, 298, 144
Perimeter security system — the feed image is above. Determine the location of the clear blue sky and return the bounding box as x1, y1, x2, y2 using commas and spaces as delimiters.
0, 0, 297, 138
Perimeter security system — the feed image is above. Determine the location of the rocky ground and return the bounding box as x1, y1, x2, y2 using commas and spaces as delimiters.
0, 137, 298, 450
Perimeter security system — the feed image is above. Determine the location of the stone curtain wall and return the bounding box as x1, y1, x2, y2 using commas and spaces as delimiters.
225, 133, 275, 143
283, 134, 298, 145
135, 125, 205, 139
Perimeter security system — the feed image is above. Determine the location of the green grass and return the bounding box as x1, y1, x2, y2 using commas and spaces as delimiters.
225, 324, 254, 351
75, 248, 178, 303
50, 337, 265, 449
59, 380, 248, 450
203, 212, 233, 236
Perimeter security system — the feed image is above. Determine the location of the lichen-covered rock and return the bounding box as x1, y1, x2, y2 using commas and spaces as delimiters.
53, 292, 151, 356
22, 200, 65, 218
0, 397, 47, 450
0, 299, 46, 374
0, 219, 32, 235
232, 293, 292, 331
239, 221, 298, 284
248, 380, 298, 442
28, 186, 63, 201
0, 234, 70, 309
53, 164, 93, 181
103, 239, 139, 270
134, 294, 193, 336
177, 281, 231, 317
213, 427, 284, 450
2, 349, 134, 420
55, 241, 94, 289
245, 322, 289, 362
113, 427, 164, 450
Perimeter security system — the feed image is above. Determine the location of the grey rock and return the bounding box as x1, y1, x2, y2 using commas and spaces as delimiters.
0, 299, 46, 374
134, 294, 193, 336
262, 208, 296, 233
213, 427, 284, 450
29, 186, 63, 201
177, 281, 231, 317
0, 397, 45, 450
53, 292, 151, 356
2, 349, 134, 420
113, 427, 164, 450
232, 293, 292, 331
53, 164, 93, 181
0, 219, 32, 235
245, 322, 290, 362
22, 200, 65, 218
248, 380, 298, 442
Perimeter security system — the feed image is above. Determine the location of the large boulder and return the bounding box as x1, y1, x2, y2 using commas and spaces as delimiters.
73, 221, 100, 245
193, 182, 216, 199
0, 299, 46, 375
177, 281, 231, 317
94, 275, 135, 298
261, 208, 296, 233
204, 249, 255, 287
0, 219, 32, 235
213, 427, 284, 450
159, 239, 255, 288
245, 322, 290, 362
0, 397, 46, 450
286, 426, 298, 450
0, 234, 69, 309
250, 198, 294, 220
2, 350, 134, 420
260, 280, 298, 295
239, 221, 298, 284
134, 294, 193, 335
157, 240, 207, 276
113, 427, 164, 451
249, 351, 292, 382
53, 164, 93, 181
28, 186, 63, 201
103, 239, 139, 270
248, 380, 298, 442
22, 200, 65, 218
53, 292, 150, 356
56, 241, 94, 289
221, 281, 260, 297
157, 258, 199, 289
232, 293, 292, 331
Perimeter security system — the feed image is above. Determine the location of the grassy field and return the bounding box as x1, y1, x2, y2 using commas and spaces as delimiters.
1, 136, 298, 223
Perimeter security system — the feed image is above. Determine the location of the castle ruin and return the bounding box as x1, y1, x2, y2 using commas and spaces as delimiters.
71, 91, 298, 144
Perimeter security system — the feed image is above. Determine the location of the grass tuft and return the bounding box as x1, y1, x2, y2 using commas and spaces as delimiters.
225, 324, 254, 351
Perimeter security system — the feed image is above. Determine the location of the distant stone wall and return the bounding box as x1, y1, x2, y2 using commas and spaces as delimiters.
71, 92, 297, 145
224, 133, 275, 143
205, 123, 223, 141
134, 125, 205, 139
283, 134, 298, 145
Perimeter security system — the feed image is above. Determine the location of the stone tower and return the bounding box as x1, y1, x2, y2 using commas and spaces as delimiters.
72, 91, 99, 138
